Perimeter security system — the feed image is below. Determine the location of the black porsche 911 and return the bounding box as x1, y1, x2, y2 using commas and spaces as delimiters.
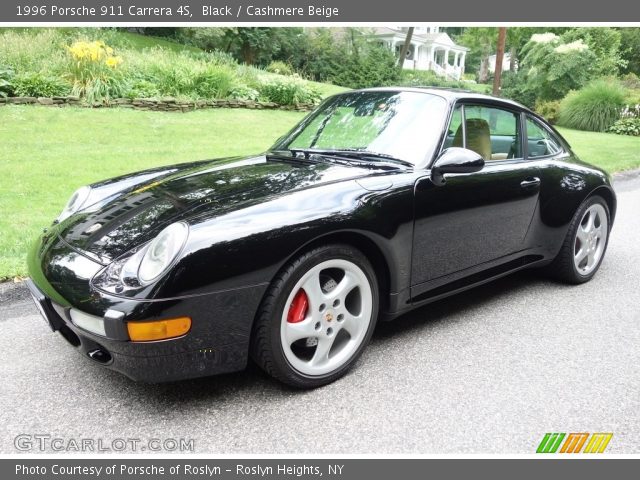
27, 87, 616, 388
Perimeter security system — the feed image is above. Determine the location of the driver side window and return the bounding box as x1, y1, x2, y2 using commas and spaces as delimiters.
446, 104, 522, 161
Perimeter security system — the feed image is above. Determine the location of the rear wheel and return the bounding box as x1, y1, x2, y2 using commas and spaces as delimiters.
548, 195, 610, 284
251, 244, 378, 388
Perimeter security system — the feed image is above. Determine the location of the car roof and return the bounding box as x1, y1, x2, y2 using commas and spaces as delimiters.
341, 86, 531, 112
329, 86, 571, 153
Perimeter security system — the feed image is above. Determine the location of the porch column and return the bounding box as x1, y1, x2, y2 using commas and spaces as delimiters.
460, 52, 466, 74
444, 48, 451, 67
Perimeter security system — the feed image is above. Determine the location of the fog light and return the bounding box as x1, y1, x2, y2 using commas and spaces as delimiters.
69, 309, 106, 336
127, 317, 191, 342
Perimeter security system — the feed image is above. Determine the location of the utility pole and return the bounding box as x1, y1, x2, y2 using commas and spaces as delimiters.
397, 27, 414, 69
493, 27, 507, 96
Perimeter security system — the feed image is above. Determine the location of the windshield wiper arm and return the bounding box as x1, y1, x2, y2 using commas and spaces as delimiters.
329, 149, 413, 167
285, 148, 413, 168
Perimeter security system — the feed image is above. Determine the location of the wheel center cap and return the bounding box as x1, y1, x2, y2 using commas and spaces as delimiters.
325, 312, 333, 323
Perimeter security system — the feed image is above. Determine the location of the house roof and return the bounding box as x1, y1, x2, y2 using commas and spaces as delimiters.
370, 27, 469, 51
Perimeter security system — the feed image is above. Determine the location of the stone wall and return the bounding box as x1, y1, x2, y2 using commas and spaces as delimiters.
0, 96, 316, 112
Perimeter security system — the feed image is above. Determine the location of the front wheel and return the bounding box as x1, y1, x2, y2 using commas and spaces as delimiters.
251, 244, 378, 388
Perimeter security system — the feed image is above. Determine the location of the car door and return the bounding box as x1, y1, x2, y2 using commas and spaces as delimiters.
411, 102, 541, 297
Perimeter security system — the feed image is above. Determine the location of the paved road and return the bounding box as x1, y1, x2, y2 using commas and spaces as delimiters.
1, 176, 639, 454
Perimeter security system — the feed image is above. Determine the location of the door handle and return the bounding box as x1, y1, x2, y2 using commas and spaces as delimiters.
520, 177, 541, 188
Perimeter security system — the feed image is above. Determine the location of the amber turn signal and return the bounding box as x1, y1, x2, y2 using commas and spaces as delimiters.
127, 317, 191, 342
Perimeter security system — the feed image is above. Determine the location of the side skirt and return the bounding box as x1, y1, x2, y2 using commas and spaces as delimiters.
382, 254, 546, 321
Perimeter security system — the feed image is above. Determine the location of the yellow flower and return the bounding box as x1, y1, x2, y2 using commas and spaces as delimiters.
105, 56, 123, 68
67, 40, 115, 63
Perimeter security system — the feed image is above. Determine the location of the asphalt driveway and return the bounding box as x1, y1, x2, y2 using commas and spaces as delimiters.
1, 175, 639, 454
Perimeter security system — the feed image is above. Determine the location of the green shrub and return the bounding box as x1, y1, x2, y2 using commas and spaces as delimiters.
13, 72, 71, 97
0, 29, 332, 104
501, 71, 537, 107
607, 118, 640, 136
0, 29, 67, 75
330, 45, 399, 89
397, 70, 465, 89
125, 79, 160, 99
258, 77, 321, 105
558, 80, 627, 132
193, 65, 236, 99
0, 65, 15, 97
535, 100, 561, 124
66, 40, 127, 103
125, 50, 237, 99
229, 84, 259, 101
620, 72, 640, 90
265, 61, 294, 76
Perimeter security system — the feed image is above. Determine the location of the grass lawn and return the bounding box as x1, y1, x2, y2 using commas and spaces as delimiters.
557, 127, 640, 173
0, 106, 306, 279
0, 107, 638, 280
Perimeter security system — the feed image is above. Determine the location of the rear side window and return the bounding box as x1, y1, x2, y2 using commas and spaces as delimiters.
526, 116, 563, 158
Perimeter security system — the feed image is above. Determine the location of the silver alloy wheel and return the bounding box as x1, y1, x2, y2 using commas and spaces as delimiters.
574, 203, 608, 276
280, 259, 373, 376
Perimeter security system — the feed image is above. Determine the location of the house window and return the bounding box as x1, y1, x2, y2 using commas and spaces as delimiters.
395, 44, 414, 60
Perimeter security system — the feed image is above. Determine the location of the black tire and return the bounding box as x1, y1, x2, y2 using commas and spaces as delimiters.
546, 195, 611, 284
250, 244, 379, 389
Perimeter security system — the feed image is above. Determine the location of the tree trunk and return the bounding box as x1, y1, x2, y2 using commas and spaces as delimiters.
509, 46, 517, 72
479, 57, 489, 83
397, 27, 414, 69
493, 27, 507, 96
242, 43, 254, 65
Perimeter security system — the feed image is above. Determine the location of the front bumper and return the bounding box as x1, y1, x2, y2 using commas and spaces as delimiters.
26, 277, 265, 382
26, 232, 268, 383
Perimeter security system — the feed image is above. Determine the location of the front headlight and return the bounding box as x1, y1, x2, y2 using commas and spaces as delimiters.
138, 222, 189, 284
57, 186, 92, 223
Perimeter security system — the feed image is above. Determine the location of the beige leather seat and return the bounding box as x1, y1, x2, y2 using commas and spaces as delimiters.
452, 118, 492, 160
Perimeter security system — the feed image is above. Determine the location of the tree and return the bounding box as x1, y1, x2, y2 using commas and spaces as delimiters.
493, 28, 507, 95
505, 33, 598, 105
179, 28, 302, 66
561, 27, 625, 76
619, 28, 640, 75
397, 27, 414, 68
505, 27, 533, 72
458, 28, 498, 82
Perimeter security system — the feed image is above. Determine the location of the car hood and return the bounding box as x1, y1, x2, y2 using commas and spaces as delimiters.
56, 155, 373, 263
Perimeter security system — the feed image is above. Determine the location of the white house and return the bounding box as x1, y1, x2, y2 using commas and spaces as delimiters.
488, 52, 512, 73
371, 26, 469, 80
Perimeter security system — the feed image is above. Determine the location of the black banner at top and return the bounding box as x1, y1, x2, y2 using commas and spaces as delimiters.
0, 0, 639, 23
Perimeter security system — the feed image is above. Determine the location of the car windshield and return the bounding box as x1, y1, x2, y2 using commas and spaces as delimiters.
274, 91, 448, 166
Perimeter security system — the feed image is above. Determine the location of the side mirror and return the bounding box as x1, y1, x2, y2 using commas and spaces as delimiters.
431, 147, 485, 186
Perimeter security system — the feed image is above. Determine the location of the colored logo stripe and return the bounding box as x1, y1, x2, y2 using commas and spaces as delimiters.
536, 433, 613, 453
536, 433, 566, 453
560, 433, 589, 453
583, 433, 613, 453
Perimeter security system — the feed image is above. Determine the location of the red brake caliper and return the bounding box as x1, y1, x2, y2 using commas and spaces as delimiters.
287, 289, 309, 323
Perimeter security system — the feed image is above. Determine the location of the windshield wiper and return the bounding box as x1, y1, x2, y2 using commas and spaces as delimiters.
329, 149, 414, 167
285, 148, 413, 168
